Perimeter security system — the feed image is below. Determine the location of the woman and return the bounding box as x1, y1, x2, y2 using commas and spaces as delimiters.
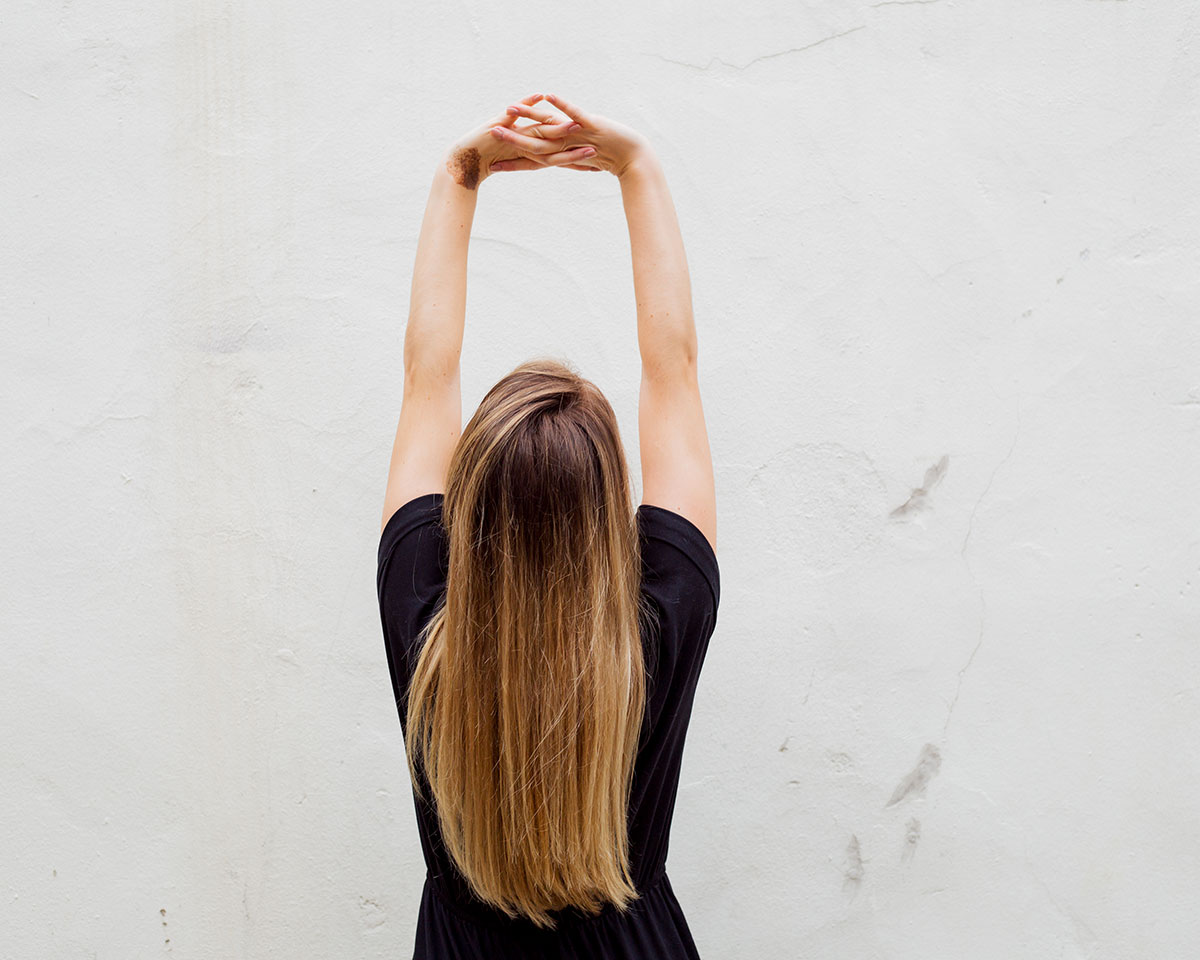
376, 93, 720, 959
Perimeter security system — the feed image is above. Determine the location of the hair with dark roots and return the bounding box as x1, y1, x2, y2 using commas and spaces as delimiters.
404, 356, 659, 929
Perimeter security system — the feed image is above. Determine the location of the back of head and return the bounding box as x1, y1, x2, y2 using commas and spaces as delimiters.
404, 357, 655, 928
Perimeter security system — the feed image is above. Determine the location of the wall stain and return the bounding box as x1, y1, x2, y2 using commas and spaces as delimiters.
826, 750, 854, 773
359, 896, 387, 929
902, 817, 921, 863
885, 742, 942, 807
843, 835, 864, 895
889, 454, 948, 518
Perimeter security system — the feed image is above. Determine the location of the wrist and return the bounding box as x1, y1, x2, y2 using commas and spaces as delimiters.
616, 145, 659, 183
442, 141, 492, 192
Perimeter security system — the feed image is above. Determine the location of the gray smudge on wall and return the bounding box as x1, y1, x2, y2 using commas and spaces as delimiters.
902, 818, 921, 863
843, 834, 864, 895
889, 455, 949, 518
885, 743, 942, 807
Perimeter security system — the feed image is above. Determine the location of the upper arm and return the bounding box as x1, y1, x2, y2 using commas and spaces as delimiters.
381, 363, 461, 534
638, 357, 717, 555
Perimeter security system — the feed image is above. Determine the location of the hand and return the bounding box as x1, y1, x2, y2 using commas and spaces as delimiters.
486, 96, 604, 174
446, 94, 598, 188
502, 93, 651, 179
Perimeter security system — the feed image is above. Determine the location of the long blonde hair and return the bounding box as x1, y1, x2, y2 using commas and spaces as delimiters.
404, 357, 655, 928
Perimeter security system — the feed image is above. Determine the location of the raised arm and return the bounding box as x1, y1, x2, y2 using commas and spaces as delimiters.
520, 94, 717, 554
620, 149, 717, 555
381, 97, 595, 533
378, 148, 475, 534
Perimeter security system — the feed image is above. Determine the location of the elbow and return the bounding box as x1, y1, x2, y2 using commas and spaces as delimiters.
665, 329, 700, 369
642, 339, 698, 383
680, 332, 699, 367
403, 353, 459, 386
403, 318, 462, 382
403, 341, 459, 383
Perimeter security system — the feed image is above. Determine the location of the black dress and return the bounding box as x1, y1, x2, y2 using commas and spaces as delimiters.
377, 492, 721, 959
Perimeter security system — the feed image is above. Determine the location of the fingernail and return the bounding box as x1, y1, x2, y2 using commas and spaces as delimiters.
569, 123, 582, 132
490, 126, 505, 136
506, 106, 519, 115
581, 147, 596, 156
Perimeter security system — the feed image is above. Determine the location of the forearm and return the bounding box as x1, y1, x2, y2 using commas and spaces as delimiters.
404, 149, 482, 377
619, 151, 697, 371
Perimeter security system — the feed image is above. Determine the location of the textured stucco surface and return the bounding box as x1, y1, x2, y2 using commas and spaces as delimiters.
3, 2, 1198, 957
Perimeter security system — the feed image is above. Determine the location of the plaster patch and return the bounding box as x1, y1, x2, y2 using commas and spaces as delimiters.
748, 441, 888, 573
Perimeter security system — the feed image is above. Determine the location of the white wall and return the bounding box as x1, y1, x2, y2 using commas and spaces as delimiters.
3, 2, 1197, 957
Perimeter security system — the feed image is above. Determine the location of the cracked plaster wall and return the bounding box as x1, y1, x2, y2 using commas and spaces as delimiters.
3, 1, 1197, 958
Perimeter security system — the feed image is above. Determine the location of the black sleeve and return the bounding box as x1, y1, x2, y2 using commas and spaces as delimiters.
376, 493, 449, 718
636, 504, 721, 729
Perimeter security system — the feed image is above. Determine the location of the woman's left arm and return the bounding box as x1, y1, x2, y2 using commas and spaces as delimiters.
381, 96, 596, 533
